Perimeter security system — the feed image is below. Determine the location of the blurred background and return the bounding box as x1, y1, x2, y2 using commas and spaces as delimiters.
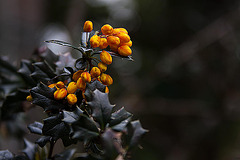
2, 0, 240, 159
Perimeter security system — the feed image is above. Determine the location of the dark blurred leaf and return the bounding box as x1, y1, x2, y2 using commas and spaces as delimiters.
30, 65, 51, 84
87, 89, 114, 129
1, 89, 29, 120
33, 61, 56, 78
0, 150, 14, 159
73, 153, 103, 160
126, 120, 148, 150
45, 40, 83, 53
18, 60, 36, 86
0, 57, 18, 73
54, 148, 76, 160
109, 107, 132, 132
35, 136, 51, 148
27, 121, 43, 135
22, 139, 36, 160
13, 155, 28, 160
102, 129, 121, 159
75, 58, 87, 70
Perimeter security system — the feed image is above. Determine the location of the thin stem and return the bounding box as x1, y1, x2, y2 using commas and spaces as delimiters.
48, 140, 55, 159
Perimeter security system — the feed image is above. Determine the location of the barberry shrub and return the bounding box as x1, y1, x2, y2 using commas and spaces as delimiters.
0, 21, 147, 160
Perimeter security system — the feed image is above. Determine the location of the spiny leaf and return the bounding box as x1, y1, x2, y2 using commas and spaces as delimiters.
62, 107, 84, 124
27, 121, 43, 135
35, 136, 51, 148
30, 65, 51, 84
22, 139, 36, 160
33, 61, 56, 78
126, 120, 148, 150
54, 148, 76, 160
84, 81, 106, 102
87, 89, 114, 129
75, 58, 87, 70
109, 107, 132, 132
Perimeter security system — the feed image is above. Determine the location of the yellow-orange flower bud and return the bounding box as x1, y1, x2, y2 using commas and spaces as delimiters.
90, 67, 101, 78
56, 81, 65, 89
116, 32, 130, 43
48, 83, 56, 88
72, 70, 84, 82
99, 38, 108, 49
67, 94, 77, 105
81, 72, 91, 83
107, 36, 120, 46
90, 35, 101, 48
98, 62, 107, 72
105, 86, 109, 93
83, 20, 93, 32
26, 95, 33, 102
100, 50, 112, 65
101, 24, 113, 35
118, 45, 132, 56
54, 88, 67, 100
100, 74, 113, 86
76, 78, 86, 91
117, 28, 128, 34
120, 40, 132, 47
109, 44, 119, 52
67, 82, 77, 94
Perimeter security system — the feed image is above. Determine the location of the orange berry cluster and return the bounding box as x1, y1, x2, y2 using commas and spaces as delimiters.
45, 67, 111, 105
87, 22, 132, 57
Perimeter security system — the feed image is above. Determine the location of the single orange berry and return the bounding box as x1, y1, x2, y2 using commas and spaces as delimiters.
98, 62, 107, 72
101, 24, 113, 35
109, 44, 119, 52
67, 94, 77, 105
54, 88, 67, 100
67, 94, 78, 105
72, 70, 84, 82
100, 50, 112, 65
90, 35, 101, 48
99, 38, 108, 49
26, 95, 33, 102
67, 82, 77, 94
107, 36, 120, 46
116, 32, 130, 43
48, 83, 56, 88
83, 20, 93, 32
106, 74, 113, 86
120, 40, 132, 47
90, 67, 101, 78
117, 28, 128, 34
81, 72, 91, 83
118, 45, 132, 56
76, 78, 86, 91
56, 81, 65, 89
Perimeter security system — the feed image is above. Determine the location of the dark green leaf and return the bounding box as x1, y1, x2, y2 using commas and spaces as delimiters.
87, 89, 114, 129
75, 58, 87, 70
27, 121, 43, 135
126, 120, 148, 150
18, 60, 36, 86
0, 150, 14, 159
35, 136, 51, 148
22, 139, 36, 160
54, 149, 76, 160
109, 107, 132, 131
84, 81, 106, 102
73, 153, 103, 160
30, 83, 66, 112
102, 129, 121, 159
30, 66, 51, 84
62, 107, 84, 124
33, 61, 56, 78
